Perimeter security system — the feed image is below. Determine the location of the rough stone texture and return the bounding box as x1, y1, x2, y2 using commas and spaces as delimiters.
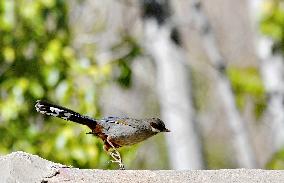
0, 151, 66, 183
0, 152, 284, 183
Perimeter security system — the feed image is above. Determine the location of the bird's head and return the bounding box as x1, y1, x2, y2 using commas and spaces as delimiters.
149, 118, 170, 133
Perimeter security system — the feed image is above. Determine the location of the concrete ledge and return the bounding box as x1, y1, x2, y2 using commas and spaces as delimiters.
0, 151, 283, 183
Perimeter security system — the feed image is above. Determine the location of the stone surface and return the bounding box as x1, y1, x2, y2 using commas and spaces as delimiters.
0, 151, 284, 183
0, 151, 65, 183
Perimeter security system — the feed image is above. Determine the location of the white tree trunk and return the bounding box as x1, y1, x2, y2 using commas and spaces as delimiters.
140, 0, 204, 169
143, 20, 204, 169
189, 0, 257, 168
250, 0, 284, 152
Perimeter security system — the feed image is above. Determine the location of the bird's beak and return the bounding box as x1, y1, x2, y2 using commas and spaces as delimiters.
164, 128, 170, 132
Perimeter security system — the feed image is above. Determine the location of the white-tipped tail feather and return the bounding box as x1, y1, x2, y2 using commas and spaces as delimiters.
35, 100, 97, 128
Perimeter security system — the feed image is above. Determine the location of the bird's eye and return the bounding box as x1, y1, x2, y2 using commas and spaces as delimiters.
150, 122, 158, 128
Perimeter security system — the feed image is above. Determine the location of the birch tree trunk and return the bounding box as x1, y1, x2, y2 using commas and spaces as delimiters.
140, 0, 204, 169
187, 0, 257, 168
250, 0, 284, 152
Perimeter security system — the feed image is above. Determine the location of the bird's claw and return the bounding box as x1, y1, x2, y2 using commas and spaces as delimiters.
109, 150, 125, 170
110, 160, 125, 170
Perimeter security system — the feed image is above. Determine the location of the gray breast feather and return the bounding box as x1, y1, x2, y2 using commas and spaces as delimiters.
104, 124, 155, 146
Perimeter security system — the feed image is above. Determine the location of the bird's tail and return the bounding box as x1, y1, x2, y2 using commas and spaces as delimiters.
35, 100, 97, 128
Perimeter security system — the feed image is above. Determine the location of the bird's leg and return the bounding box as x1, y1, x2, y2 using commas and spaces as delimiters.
106, 137, 125, 170
106, 137, 121, 160
109, 151, 124, 170
108, 150, 124, 170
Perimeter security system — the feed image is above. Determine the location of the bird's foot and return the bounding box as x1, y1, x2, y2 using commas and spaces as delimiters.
110, 159, 125, 170
109, 150, 125, 170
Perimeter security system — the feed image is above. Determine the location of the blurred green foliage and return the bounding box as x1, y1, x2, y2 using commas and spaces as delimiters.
112, 35, 141, 88
266, 149, 284, 169
260, 0, 284, 169
227, 67, 266, 119
0, 0, 137, 169
260, 0, 284, 53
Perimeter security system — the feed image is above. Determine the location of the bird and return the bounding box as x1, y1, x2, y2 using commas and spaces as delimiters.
35, 100, 170, 169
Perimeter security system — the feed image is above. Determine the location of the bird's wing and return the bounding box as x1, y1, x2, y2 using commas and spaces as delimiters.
101, 117, 137, 128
